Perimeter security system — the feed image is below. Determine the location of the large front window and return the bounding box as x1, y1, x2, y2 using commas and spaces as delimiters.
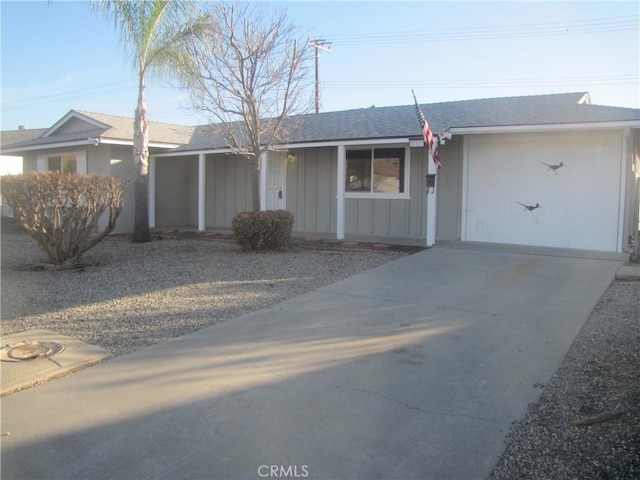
346, 147, 406, 195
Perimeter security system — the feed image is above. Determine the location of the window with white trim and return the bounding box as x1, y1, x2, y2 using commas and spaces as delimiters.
48, 153, 77, 173
37, 151, 87, 174
345, 146, 408, 197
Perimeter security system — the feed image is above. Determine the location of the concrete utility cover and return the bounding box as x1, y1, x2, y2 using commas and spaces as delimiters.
1, 340, 65, 361
0, 330, 110, 396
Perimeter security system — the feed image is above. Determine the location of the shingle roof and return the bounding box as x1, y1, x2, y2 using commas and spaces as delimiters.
2, 93, 638, 154
0, 110, 196, 152
173, 92, 640, 152
75, 111, 196, 144
0, 128, 48, 148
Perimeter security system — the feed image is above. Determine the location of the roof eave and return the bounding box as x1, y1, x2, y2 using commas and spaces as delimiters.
1, 137, 184, 154
98, 138, 184, 149
1, 139, 97, 154
153, 136, 415, 158
450, 120, 639, 135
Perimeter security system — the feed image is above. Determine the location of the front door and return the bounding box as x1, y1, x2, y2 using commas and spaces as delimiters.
266, 151, 287, 210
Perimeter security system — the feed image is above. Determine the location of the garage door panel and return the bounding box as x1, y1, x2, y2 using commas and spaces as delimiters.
465, 132, 622, 252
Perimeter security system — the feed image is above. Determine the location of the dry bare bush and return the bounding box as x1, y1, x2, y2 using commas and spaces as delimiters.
1, 172, 124, 266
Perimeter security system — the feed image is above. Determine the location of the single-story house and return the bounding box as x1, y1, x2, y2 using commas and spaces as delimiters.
2, 92, 639, 255
1, 111, 195, 232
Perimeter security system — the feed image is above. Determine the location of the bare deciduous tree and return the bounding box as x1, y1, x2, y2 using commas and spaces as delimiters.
182, 3, 314, 211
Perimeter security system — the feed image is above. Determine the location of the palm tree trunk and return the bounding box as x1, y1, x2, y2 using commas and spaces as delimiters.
132, 74, 151, 243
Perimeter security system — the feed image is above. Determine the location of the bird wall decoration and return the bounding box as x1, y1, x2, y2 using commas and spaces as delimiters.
516, 202, 541, 213
540, 161, 564, 174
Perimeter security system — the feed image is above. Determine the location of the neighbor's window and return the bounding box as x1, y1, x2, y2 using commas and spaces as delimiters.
346, 147, 406, 194
38, 151, 86, 175
48, 153, 78, 173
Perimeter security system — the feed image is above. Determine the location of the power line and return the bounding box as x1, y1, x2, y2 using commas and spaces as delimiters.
328, 15, 639, 46
2, 80, 136, 107
324, 74, 639, 90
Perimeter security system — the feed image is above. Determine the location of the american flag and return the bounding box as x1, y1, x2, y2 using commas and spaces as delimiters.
412, 90, 441, 169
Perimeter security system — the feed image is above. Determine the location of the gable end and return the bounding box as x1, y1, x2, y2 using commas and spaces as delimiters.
44, 111, 111, 138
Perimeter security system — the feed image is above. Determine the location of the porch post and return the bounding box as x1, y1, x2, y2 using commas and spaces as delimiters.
617, 127, 630, 254
425, 150, 438, 247
198, 153, 206, 232
260, 152, 268, 211
336, 144, 346, 240
149, 155, 156, 228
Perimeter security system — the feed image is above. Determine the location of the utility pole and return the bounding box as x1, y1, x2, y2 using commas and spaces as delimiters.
307, 39, 331, 113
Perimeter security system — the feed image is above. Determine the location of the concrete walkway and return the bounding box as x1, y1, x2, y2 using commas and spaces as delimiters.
0, 246, 623, 480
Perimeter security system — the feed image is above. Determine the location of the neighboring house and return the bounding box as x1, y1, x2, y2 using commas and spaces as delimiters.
0, 155, 22, 217
2, 92, 639, 255
0, 127, 45, 217
1, 111, 194, 232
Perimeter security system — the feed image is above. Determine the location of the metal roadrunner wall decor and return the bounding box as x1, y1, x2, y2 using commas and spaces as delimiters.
540, 161, 565, 174
516, 202, 541, 213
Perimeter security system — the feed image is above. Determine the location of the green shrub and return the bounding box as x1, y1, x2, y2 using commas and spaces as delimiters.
1, 172, 124, 265
231, 210, 294, 250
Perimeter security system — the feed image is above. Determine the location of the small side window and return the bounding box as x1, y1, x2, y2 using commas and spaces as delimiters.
48, 153, 77, 173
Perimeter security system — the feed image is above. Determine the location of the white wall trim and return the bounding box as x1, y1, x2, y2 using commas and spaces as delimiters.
149, 156, 156, 228
336, 145, 346, 240
617, 128, 630, 253
460, 135, 470, 241
259, 152, 267, 211
198, 153, 206, 231
425, 150, 438, 247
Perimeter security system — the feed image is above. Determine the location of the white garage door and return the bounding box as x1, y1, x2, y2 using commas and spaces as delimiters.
463, 131, 623, 252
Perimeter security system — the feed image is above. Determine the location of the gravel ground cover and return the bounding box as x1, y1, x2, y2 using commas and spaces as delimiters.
2, 226, 638, 478
490, 280, 640, 480
1, 228, 408, 357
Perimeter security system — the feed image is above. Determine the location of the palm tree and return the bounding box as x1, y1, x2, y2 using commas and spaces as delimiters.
92, 0, 207, 242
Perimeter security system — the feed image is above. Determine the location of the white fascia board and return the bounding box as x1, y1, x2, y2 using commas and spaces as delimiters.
153, 138, 413, 158
98, 138, 182, 149
153, 147, 235, 158
1, 139, 96, 154
43, 111, 110, 137
450, 120, 639, 135
279, 138, 412, 149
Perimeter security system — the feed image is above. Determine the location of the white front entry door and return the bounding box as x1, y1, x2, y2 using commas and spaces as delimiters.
266, 151, 287, 210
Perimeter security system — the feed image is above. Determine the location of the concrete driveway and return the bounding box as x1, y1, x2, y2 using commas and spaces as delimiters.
0, 245, 623, 480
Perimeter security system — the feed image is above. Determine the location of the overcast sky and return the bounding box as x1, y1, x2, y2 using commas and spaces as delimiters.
1, 1, 638, 130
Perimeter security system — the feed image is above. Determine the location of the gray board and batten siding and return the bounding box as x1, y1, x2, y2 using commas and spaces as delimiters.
153, 141, 451, 245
